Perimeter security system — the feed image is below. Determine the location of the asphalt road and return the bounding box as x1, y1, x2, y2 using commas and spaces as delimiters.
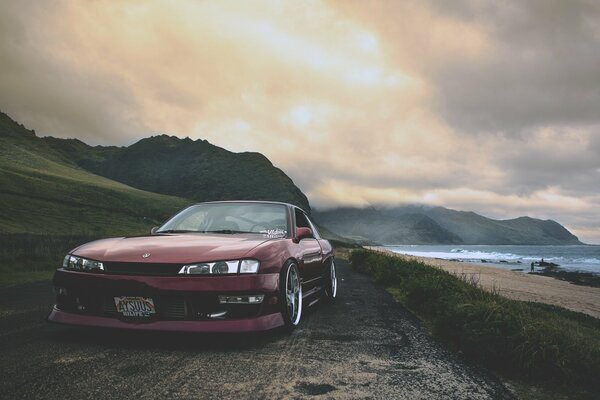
0, 260, 515, 399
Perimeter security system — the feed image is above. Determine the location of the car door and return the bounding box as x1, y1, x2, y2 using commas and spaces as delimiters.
305, 214, 330, 278
294, 208, 323, 287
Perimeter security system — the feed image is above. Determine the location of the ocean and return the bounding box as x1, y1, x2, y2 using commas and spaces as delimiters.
383, 245, 600, 274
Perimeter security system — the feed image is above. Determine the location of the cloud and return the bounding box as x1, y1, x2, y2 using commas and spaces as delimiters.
493, 126, 600, 196
424, 0, 600, 133
0, 1, 148, 143
0, 0, 598, 242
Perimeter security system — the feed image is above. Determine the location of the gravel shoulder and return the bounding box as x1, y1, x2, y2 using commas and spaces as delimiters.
0, 260, 514, 399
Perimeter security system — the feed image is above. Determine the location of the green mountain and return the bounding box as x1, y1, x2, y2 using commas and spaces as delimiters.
0, 112, 190, 235
0, 111, 309, 236
44, 134, 310, 212
314, 205, 583, 245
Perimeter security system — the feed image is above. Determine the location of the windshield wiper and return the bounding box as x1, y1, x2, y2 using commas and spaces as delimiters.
155, 229, 197, 234
202, 230, 253, 234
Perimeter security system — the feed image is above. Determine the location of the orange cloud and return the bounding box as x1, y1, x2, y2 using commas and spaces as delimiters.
1, 0, 599, 242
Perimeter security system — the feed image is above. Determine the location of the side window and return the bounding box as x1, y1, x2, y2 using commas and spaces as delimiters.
294, 208, 320, 239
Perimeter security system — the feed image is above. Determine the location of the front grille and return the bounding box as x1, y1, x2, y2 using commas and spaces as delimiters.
103, 262, 183, 276
159, 298, 187, 319
101, 297, 119, 315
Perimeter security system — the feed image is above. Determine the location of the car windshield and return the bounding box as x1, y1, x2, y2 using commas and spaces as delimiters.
157, 203, 289, 236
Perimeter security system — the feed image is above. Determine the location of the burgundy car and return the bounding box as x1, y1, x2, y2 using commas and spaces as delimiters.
47, 201, 337, 332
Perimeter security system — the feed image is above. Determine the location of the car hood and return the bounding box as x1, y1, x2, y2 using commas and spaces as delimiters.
71, 234, 274, 264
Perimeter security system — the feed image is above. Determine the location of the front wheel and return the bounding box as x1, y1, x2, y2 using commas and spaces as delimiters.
324, 261, 338, 301
280, 261, 302, 330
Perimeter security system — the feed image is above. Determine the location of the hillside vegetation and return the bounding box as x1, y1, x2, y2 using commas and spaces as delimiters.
44, 134, 311, 212
0, 112, 189, 236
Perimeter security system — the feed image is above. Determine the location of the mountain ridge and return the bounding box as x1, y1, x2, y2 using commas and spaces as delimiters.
0, 111, 189, 235
313, 205, 583, 245
43, 132, 311, 212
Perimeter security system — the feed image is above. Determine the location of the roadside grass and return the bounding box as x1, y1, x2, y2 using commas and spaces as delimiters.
0, 234, 102, 284
505, 379, 599, 400
349, 249, 600, 395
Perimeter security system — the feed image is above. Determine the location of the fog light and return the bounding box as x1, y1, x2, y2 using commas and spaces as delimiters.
218, 295, 264, 304
76, 304, 86, 312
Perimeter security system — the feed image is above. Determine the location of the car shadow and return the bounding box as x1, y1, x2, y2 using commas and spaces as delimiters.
45, 323, 296, 352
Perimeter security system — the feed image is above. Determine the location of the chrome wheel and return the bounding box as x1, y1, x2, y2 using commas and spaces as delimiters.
285, 263, 302, 326
329, 261, 337, 298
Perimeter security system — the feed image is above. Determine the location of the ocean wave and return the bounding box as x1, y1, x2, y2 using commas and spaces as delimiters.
392, 249, 522, 261
450, 248, 467, 253
385, 246, 600, 273
573, 258, 600, 264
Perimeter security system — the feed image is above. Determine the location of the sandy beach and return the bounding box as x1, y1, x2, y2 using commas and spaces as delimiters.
371, 247, 600, 319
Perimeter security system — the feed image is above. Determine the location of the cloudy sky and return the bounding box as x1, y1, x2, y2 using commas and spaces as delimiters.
1, 0, 599, 243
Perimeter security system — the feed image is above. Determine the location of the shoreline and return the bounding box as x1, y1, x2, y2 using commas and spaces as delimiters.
370, 247, 600, 319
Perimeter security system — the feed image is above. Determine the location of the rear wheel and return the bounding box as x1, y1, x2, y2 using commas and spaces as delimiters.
280, 261, 302, 330
324, 260, 338, 301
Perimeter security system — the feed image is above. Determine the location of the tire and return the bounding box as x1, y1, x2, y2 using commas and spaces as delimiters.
280, 261, 302, 330
324, 260, 338, 301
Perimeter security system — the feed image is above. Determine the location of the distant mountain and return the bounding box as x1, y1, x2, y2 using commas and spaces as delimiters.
314, 205, 583, 245
44, 134, 310, 212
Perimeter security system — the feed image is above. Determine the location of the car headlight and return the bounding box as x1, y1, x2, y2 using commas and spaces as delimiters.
178, 259, 260, 275
62, 255, 104, 272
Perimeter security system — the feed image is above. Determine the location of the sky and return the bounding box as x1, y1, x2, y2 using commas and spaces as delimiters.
1, 0, 599, 243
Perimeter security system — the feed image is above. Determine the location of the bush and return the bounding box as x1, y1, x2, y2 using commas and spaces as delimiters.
349, 249, 600, 392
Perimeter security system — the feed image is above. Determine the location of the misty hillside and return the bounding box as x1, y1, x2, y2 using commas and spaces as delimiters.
314, 205, 583, 245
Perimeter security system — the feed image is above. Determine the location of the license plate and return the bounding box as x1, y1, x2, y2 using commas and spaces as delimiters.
114, 296, 156, 317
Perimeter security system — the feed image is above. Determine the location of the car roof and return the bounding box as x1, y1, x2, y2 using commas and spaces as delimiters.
197, 200, 309, 215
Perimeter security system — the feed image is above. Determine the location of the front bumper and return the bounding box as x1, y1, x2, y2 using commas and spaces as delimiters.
47, 269, 284, 332
47, 307, 284, 333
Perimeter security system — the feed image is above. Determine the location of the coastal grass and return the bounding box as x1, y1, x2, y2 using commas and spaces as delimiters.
349, 249, 600, 394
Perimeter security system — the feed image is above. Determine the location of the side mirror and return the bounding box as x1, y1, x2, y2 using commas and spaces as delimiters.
295, 227, 313, 242
150, 226, 159, 234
